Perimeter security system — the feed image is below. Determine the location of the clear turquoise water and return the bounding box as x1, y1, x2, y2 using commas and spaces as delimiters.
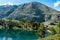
0, 29, 39, 40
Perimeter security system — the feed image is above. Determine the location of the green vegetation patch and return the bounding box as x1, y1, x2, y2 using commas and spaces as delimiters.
40, 34, 60, 40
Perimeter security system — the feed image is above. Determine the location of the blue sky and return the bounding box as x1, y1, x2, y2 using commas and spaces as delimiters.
0, 0, 60, 11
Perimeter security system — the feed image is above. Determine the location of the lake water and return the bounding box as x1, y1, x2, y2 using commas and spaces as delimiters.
0, 29, 39, 40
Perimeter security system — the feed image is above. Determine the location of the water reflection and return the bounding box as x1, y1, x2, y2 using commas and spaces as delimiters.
8, 37, 12, 40
3, 36, 6, 40
0, 29, 38, 40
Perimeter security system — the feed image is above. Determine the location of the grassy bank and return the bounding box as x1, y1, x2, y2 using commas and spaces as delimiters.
39, 34, 60, 40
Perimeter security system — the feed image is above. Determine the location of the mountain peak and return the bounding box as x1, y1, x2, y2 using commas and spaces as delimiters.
28, 2, 42, 5
8, 2, 60, 22
0, 2, 60, 22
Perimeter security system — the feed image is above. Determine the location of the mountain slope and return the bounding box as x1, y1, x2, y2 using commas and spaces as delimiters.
7, 2, 60, 22
0, 5, 18, 19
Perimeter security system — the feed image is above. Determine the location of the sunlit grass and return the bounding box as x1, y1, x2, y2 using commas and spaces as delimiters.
40, 34, 60, 40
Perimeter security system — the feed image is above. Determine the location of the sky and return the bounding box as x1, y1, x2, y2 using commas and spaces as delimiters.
0, 0, 60, 11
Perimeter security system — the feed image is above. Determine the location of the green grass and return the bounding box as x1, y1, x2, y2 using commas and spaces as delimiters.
38, 34, 60, 40
0, 25, 4, 29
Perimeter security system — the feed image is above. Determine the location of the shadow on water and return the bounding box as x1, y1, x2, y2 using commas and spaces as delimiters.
0, 29, 39, 40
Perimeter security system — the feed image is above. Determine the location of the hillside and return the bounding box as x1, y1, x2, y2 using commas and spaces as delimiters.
0, 5, 18, 19
8, 2, 60, 22
0, 2, 60, 22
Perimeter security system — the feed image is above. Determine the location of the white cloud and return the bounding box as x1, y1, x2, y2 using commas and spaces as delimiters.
3, 2, 13, 6
54, 1, 60, 7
